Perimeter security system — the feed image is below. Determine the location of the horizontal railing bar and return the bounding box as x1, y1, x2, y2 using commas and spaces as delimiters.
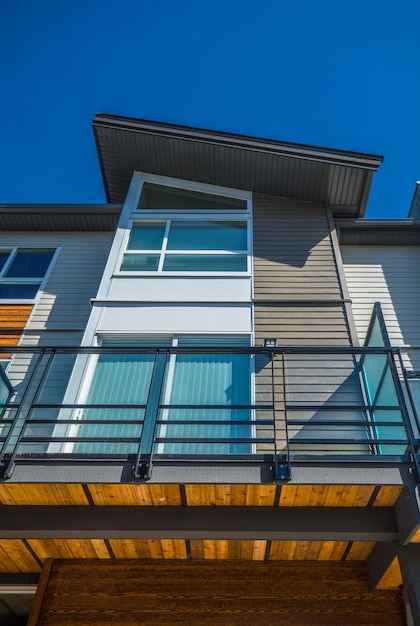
154, 438, 274, 444
286, 405, 402, 411
0, 345, 402, 355
155, 419, 273, 425
25, 420, 144, 425
158, 404, 273, 410
21, 437, 142, 443
287, 420, 407, 427
32, 403, 147, 410
289, 439, 409, 445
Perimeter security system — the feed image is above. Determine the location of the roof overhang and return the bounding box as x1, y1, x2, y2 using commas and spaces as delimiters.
337, 218, 420, 245
0, 204, 122, 231
93, 114, 383, 218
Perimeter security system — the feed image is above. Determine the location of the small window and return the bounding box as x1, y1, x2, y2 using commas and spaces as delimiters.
138, 183, 247, 210
120, 221, 248, 273
0, 248, 56, 299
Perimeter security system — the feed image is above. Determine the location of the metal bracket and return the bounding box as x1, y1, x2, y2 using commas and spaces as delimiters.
273, 461, 291, 482
134, 460, 153, 481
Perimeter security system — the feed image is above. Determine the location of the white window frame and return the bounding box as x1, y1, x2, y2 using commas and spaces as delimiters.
118, 218, 250, 275
0, 246, 60, 305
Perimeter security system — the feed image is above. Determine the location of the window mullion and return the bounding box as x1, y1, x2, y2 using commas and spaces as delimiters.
158, 221, 171, 272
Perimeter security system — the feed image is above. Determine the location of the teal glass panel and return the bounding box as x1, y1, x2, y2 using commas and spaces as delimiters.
167, 221, 247, 250
163, 254, 247, 272
127, 223, 166, 250
363, 309, 406, 455
0, 368, 12, 406
120, 254, 160, 271
5, 248, 55, 278
366, 315, 385, 347
0, 283, 40, 298
74, 353, 154, 454
159, 350, 251, 454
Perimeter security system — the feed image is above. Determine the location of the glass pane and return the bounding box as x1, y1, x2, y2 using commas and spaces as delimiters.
73, 353, 155, 454
0, 251, 11, 273
163, 254, 247, 272
5, 248, 55, 278
160, 351, 251, 454
120, 254, 160, 271
127, 223, 166, 250
167, 221, 247, 250
139, 183, 247, 210
0, 283, 40, 298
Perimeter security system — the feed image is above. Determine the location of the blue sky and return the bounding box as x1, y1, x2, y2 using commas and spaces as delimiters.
1, 0, 419, 217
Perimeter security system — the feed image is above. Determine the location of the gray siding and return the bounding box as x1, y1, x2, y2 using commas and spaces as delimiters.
252, 194, 350, 346
341, 245, 420, 370
0, 232, 113, 343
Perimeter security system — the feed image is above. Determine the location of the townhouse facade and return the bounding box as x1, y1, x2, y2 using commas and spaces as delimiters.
0, 115, 419, 624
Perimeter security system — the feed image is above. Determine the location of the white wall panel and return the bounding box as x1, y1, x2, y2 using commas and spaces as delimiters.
96, 304, 252, 334
341, 245, 420, 370
107, 277, 251, 302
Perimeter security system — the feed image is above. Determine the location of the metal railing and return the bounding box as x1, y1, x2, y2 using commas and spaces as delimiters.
0, 341, 418, 481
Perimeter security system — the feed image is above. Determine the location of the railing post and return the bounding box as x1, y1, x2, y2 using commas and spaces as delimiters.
273, 350, 291, 482
134, 351, 167, 480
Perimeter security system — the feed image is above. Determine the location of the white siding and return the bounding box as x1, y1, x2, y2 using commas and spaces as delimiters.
341, 245, 420, 370
0, 232, 113, 340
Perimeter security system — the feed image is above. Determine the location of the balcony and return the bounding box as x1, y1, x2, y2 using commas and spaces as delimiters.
0, 331, 418, 483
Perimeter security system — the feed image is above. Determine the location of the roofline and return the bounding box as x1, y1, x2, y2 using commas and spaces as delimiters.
93, 114, 384, 171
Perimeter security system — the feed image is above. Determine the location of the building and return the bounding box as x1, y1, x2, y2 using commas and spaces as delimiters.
0, 115, 419, 624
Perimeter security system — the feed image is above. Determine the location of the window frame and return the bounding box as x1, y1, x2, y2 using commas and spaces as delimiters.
0, 246, 60, 304
118, 218, 250, 275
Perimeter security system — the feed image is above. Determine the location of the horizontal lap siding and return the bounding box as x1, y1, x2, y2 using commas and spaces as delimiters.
252, 194, 350, 346
341, 246, 420, 370
29, 559, 405, 625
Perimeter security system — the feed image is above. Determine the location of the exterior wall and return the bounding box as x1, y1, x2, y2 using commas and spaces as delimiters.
252, 194, 351, 346
341, 245, 420, 370
28, 559, 405, 625
0, 232, 113, 346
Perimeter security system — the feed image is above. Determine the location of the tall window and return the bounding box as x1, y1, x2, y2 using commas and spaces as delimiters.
0, 248, 56, 299
120, 221, 248, 272
72, 336, 251, 455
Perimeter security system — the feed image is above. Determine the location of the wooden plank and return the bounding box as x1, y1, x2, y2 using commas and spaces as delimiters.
410, 528, 420, 543
27, 539, 110, 561
376, 556, 403, 590
109, 539, 187, 559
0, 483, 89, 506
87, 483, 182, 506
0, 539, 41, 573
345, 542, 375, 560
27, 558, 53, 626
372, 486, 403, 507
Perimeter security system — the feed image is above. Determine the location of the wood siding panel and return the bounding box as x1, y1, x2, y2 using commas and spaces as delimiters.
29, 559, 405, 625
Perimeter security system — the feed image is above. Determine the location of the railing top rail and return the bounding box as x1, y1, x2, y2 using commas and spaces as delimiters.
0, 345, 402, 355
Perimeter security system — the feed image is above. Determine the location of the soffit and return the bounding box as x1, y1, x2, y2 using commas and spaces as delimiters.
93, 115, 383, 218
0, 204, 122, 231
337, 219, 420, 245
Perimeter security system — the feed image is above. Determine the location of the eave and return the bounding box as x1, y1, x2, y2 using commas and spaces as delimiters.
93, 114, 383, 218
0, 204, 122, 231
337, 218, 420, 245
